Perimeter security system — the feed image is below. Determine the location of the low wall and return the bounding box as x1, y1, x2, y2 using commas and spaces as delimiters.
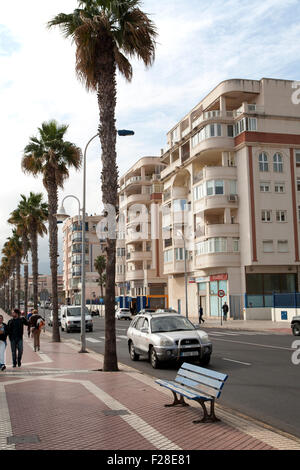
244, 308, 272, 321
272, 308, 297, 322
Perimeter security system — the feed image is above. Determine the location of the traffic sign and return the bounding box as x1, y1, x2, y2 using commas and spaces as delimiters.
218, 290, 225, 298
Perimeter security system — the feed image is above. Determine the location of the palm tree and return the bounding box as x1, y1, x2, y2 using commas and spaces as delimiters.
48, 0, 157, 371
94, 255, 106, 299
0, 256, 12, 312
8, 204, 31, 316
18, 193, 48, 310
22, 121, 81, 342
8, 230, 23, 310
2, 239, 17, 310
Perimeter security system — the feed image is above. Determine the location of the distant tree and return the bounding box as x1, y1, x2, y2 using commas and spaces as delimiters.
94, 255, 106, 299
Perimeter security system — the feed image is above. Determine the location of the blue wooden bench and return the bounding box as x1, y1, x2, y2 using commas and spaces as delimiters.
156, 362, 228, 423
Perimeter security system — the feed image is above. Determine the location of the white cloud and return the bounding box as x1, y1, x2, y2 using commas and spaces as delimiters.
1, 0, 300, 273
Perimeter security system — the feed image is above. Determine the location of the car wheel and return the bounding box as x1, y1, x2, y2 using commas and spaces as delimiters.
199, 354, 211, 366
66, 327, 70, 334
149, 347, 160, 369
292, 323, 300, 336
61, 325, 64, 331
129, 342, 139, 361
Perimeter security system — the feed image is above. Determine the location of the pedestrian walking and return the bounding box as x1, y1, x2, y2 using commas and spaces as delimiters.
7, 308, 28, 368
198, 306, 205, 324
0, 314, 8, 371
222, 302, 229, 322
28, 310, 45, 352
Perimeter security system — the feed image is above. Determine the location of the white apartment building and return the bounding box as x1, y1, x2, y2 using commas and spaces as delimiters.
63, 214, 106, 305
116, 157, 168, 311
160, 78, 300, 320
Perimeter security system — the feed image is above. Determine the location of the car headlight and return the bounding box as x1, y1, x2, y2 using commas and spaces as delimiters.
199, 333, 210, 344
160, 338, 174, 347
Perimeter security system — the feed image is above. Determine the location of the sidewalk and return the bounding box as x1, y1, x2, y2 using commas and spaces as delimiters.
0, 313, 299, 450
189, 317, 292, 334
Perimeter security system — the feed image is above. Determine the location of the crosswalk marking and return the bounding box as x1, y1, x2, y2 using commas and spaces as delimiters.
86, 338, 102, 344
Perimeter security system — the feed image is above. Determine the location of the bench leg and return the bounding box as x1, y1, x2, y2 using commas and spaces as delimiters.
193, 399, 220, 424
165, 392, 190, 408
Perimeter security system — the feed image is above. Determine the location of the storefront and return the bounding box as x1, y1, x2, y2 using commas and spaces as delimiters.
209, 274, 228, 317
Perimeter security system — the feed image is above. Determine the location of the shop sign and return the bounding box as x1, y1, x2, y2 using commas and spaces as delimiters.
210, 274, 228, 282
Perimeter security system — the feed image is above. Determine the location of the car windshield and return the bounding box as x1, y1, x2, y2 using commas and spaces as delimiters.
121, 309, 130, 312
151, 316, 196, 333
67, 308, 89, 317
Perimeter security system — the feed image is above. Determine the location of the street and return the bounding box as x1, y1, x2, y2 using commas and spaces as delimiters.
44, 310, 300, 438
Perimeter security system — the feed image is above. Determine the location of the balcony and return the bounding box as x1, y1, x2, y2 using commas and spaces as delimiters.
192, 110, 234, 129
194, 252, 240, 269
194, 195, 238, 212
123, 193, 151, 207
126, 251, 152, 262
196, 223, 239, 239
233, 103, 264, 118
161, 160, 181, 180
126, 270, 145, 281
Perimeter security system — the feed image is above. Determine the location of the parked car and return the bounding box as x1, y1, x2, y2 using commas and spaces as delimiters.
90, 309, 100, 317
48, 311, 61, 327
155, 308, 179, 314
127, 312, 212, 369
60, 306, 93, 333
116, 308, 132, 320
138, 309, 156, 315
291, 316, 300, 336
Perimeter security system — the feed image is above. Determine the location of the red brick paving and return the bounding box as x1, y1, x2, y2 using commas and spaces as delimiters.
0, 319, 280, 450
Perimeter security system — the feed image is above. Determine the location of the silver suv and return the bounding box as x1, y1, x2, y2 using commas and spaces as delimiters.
127, 313, 212, 369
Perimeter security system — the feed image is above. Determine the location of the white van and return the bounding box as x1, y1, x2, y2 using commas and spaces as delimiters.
60, 306, 93, 333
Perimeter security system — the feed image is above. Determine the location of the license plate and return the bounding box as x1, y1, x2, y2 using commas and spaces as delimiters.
180, 351, 199, 357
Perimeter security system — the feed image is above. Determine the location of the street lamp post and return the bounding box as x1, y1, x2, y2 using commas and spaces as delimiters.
56, 130, 134, 354
177, 230, 188, 319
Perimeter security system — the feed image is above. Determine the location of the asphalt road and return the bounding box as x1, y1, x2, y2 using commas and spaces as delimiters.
43, 310, 300, 438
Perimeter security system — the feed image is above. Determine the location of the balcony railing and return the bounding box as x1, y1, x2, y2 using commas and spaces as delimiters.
193, 171, 203, 184
163, 190, 171, 202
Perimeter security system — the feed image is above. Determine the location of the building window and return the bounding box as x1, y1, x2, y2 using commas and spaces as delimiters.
261, 210, 272, 222
164, 249, 173, 263
259, 153, 269, 172
196, 238, 227, 255
192, 123, 222, 148
278, 241, 288, 253
274, 183, 285, 193
295, 151, 300, 167
276, 210, 287, 222
175, 248, 188, 261
234, 117, 257, 136
273, 153, 283, 173
227, 125, 234, 137
263, 241, 273, 253
173, 199, 188, 212
260, 182, 270, 193
229, 180, 238, 195
233, 238, 240, 252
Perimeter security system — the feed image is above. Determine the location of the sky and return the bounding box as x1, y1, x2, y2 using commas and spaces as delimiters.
1, 0, 300, 274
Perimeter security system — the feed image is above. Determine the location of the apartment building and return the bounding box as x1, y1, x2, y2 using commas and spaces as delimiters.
116, 157, 168, 311
160, 78, 300, 319
63, 214, 106, 305
21, 274, 64, 303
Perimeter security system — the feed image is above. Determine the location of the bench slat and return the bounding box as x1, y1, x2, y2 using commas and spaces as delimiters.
156, 379, 211, 401
181, 362, 228, 382
175, 376, 221, 399
177, 368, 224, 391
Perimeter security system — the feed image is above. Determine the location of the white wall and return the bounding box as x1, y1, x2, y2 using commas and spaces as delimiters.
272, 308, 297, 322
244, 308, 272, 320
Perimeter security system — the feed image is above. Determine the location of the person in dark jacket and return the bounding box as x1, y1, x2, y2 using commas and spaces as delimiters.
7, 309, 28, 368
222, 302, 229, 322
198, 306, 205, 324
0, 314, 8, 371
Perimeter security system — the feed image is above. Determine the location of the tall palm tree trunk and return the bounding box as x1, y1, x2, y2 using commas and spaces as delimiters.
16, 257, 21, 310
30, 229, 39, 310
47, 177, 60, 342
11, 274, 15, 310
97, 50, 118, 372
24, 261, 28, 318
6, 283, 9, 312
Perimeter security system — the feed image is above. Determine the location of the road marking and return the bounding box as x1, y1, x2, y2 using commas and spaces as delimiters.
222, 358, 251, 366
212, 338, 294, 351
117, 335, 128, 340
0, 385, 15, 450
86, 338, 102, 344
